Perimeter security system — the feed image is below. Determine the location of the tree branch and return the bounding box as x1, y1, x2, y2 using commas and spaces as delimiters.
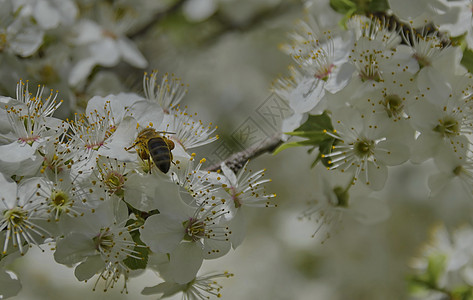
206, 134, 283, 173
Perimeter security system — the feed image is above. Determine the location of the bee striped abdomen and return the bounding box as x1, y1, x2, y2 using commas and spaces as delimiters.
148, 137, 172, 173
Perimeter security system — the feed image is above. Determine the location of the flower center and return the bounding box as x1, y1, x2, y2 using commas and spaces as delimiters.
333, 186, 349, 207
413, 53, 431, 68
93, 228, 114, 252
104, 171, 125, 197
225, 186, 242, 208
383, 94, 403, 118
4, 207, 28, 226
51, 189, 69, 207
315, 63, 334, 81
433, 116, 459, 137
453, 165, 463, 176
354, 139, 375, 158
183, 218, 205, 242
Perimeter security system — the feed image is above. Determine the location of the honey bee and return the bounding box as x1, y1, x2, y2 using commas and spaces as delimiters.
126, 128, 175, 173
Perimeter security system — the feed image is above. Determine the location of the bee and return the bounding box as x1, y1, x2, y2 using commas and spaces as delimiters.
126, 128, 175, 173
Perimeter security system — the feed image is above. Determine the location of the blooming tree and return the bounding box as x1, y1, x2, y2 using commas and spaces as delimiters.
2, 0, 473, 299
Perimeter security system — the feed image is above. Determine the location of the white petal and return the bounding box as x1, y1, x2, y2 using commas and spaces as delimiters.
117, 38, 148, 68
325, 62, 355, 94
169, 242, 203, 284
428, 173, 450, 197
289, 77, 325, 114
127, 100, 165, 130
90, 39, 120, 66
142, 282, 183, 296
0, 141, 37, 163
140, 214, 185, 254
69, 58, 97, 86
54, 233, 96, 265
281, 112, 306, 139
375, 140, 410, 166
182, 0, 217, 22
410, 133, 441, 164
34, 0, 60, 29
0, 269, 21, 299
203, 238, 231, 259
417, 67, 451, 104
9, 24, 44, 57
98, 116, 138, 161
74, 255, 105, 281
364, 162, 387, 191
0, 173, 17, 210
72, 20, 102, 44
152, 180, 189, 217
228, 210, 247, 249
220, 162, 237, 186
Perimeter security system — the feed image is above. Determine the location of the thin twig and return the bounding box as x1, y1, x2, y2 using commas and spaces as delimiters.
206, 134, 283, 173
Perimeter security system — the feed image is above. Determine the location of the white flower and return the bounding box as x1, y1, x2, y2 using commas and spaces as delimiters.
300, 165, 390, 243
143, 71, 188, 113
12, 0, 78, 30
0, 1, 44, 57
0, 251, 22, 299
346, 15, 402, 50
410, 224, 473, 297
54, 198, 139, 292
275, 29, 354, 115
408, 78, 472, 163
214, 162, 276, 248
388, 0, 468, 31
323, 107, 410, 190
142, 271, 234, 299
428, 146, 473, 201
0, 174, 50, 255
34, 174, 97, 222
182, 0, 218, 22
0, 80, 65, 172
164, 107, 219, 150
68, 10, 148, 86
140, 184, 231, 283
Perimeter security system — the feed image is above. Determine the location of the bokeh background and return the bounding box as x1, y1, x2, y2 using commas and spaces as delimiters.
5, 0, 471, 299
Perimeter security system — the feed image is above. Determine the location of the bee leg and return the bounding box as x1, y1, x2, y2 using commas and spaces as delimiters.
125, 142, 137, 151
148, 157, 152, 174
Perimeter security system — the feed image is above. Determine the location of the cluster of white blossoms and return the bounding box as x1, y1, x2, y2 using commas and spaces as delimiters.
273, 0, 473, 296
409, 224, 473, 299
0, 0, 154, 89
0, 71, 275, 299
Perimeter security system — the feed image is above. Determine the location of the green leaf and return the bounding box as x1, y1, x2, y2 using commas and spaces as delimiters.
452, 285, 473, 300
274, 112, 335, 157
123, 245, 149, 270
273, 140, 323, 155
285, 130, 328, 140
123, 220, 150, 270
461, 49, 473, 73
330, 0, 356, 14
427, 253, 447, 285
295, 112, 333, 132
367, 0, 389, 12
123, 228, 149, 270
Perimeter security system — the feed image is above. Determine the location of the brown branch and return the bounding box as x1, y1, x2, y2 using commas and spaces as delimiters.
128, 0, 187, 39
206, 134, 283, 173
